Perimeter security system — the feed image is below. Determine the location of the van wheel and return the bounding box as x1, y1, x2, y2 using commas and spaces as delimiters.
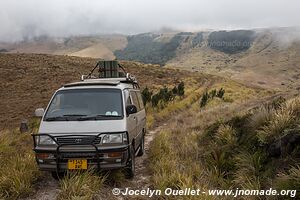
125, 145, 135, 179
137, 136, 144, 157
51, 171, 65, 180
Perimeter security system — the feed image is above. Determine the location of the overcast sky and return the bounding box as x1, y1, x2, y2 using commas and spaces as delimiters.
0, 0, 300, 42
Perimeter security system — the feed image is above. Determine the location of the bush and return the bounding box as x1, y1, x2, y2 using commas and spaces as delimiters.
177, 81, 185, 97
141, 87, 152, 105
172, 86, 178, 96
200, 88, 226, 108
200, 91, 209, 108
216, 88, 225, 99
209, 89, 217, 98
149, 82, 185, 108
151, 94, 160, 107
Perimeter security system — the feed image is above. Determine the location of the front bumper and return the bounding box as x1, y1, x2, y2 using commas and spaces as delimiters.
32, 133, 130, 172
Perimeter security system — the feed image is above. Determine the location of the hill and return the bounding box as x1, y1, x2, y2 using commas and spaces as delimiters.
0, 53, 200, 130
0, 35, 127, 59
1, 27, 300, 90
1, 53, 299, 200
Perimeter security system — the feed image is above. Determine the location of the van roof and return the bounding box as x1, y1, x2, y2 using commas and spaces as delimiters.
63, 77, 139, 90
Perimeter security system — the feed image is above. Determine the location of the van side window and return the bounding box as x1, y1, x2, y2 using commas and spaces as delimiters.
124, 90, 132, 106
136, 91, 145, 110
130, 91, 140, 111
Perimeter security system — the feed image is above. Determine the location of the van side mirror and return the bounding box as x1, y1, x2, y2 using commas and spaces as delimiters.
35, 108, 45, 117
126, 105, 137, 115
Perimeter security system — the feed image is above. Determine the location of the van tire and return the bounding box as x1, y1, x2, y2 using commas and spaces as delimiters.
125, 145, 135, 179
137, 135, 144, 157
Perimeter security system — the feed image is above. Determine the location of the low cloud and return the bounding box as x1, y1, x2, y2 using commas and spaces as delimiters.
0, 0, 300, 42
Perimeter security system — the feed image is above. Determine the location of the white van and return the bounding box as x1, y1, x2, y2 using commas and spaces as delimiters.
32, 62, 146, 179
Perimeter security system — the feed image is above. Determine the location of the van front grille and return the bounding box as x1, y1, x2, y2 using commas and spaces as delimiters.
56, 136, 101, 145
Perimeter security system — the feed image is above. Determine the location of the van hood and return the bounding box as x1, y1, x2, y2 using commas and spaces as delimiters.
38, 120, 126, 134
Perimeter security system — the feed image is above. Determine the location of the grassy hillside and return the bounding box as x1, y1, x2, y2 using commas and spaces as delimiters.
0, 53, 277, 199
2, 28, 299, 91
150, 95, 300, 199
0, 35, 127, 59
0, 53, 200, 130
166, 28, 300, 90
0, 53, 216, 199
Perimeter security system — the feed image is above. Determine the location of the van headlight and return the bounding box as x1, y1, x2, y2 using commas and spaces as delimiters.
101, 133, 127, 144
37, 135, 56, 145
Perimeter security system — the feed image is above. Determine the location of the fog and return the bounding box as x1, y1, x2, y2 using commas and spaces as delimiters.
0, 0, 300, 42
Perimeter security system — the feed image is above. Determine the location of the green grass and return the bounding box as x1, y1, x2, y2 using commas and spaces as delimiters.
57, 170, 107, 200
274, 165, 300, 192
0, 128, 41, 199
148, 82, 299, 199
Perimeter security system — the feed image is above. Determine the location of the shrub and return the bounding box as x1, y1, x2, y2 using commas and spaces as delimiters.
200, 91, 209, 108
177, 81, 185, 97
172, 86, 178, 96
209, 89, 217, 98
141, 87, 152, 105
150, 83, 185, 108
216, 88, 225, 99
200, 88, 226, 108
151, 94, 160, 107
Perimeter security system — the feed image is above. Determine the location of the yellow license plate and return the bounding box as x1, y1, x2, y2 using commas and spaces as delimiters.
68, 159, 87, 170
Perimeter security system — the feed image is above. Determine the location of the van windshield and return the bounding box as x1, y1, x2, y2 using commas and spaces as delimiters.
44, 88, 123, 121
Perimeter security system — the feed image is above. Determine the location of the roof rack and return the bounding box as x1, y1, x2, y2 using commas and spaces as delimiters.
80, 60, 140, 89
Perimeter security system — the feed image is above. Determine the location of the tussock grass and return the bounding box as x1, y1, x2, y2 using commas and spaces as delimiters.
215, 124, 236, 146
256, 98, 300, 144
57, 170, 107, 200
248, 107, 272, 130
233, 151, 265, 190
0, 129, 40, 199
274, 165, 300, 192
149, 130, 206, 200
0, 154, 40, 199
106, 170, 126, 187
257, 108, 295, 143
149, 89, 300, 199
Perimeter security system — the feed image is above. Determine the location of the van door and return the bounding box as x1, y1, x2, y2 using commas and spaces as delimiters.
136, 91, 146, 136
129, 91, 140, 150
125, 90, 137, 147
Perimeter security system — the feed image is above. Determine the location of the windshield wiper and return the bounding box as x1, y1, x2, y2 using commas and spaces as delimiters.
45, 114, 87, 121
77, 114, 121, 121
63, 114, 87, 117
45, 116, 69, 121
